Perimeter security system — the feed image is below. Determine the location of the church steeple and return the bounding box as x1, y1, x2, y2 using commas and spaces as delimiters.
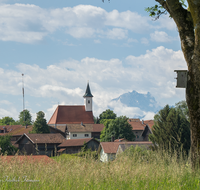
83, 82, 93, 111
83, 82, 93, 98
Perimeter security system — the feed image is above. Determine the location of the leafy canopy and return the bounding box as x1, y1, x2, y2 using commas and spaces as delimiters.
31, 111, 50, 133
100, 116, 135, 142
0, 117, 16, 125
149, 102, 190, 154
18, 109, 32, 125
0, 135, 17, 155
99, 109, 116, 121
145, 0, 187, 20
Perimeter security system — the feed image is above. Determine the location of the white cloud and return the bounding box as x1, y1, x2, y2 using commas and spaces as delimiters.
0, 46, 187, 120
150, 31, 176, 42
0, 4, 173, 43
141, 37, 149, 45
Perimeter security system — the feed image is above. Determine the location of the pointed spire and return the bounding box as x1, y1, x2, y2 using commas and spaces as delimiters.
83, 82, 93, 97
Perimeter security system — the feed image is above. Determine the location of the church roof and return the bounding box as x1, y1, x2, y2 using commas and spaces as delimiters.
48, 105, 94, 125
83, 83, 93, 97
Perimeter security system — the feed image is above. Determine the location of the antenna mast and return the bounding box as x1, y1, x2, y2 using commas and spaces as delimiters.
22, 74, 25, 123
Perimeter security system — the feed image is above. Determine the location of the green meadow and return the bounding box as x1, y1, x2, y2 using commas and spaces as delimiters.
0, 148, 200, 190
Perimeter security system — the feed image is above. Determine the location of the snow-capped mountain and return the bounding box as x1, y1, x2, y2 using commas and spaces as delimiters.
111, 90, 161, 113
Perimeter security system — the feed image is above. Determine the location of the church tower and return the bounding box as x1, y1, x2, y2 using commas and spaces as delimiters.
83, 82, 93, 112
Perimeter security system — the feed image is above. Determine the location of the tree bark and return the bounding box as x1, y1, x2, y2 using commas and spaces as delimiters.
156, 0, 200, 168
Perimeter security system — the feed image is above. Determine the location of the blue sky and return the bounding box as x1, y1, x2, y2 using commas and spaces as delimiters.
0, 0, 187, 121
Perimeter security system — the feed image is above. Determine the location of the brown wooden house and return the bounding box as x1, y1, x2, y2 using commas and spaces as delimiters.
15, 133, 66, 156
57, 138, 99, 154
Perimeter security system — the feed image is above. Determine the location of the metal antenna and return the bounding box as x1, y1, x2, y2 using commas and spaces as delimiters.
22, 74, 25, 123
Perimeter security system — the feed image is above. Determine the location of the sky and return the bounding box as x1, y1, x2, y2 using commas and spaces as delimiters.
0, 0, 187, 122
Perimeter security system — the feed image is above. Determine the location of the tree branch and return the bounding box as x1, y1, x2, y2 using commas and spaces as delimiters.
165, 0, 194, 67
187, 0, 200, 65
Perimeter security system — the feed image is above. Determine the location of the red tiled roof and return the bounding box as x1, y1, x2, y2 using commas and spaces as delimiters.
100, 141, 153, 154
48, 105, 94, 124
52, 123, 105, 133
128, 120, 146, 131
16, 133, 66, 144
92, 124, 105, 132
0, 155, 54, 164
144, 120, 154, 129
9, 125, 33, 136
66, 124, 93, 132
100, 142, 121, 153
0, 125, 22, 132
58, 138, 95, 147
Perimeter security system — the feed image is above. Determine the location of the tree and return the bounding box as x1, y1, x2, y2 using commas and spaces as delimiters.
0, 117, 16, 125
18, 109, 32, 126
149, 104, 190, 154
98, 109, 117, 124
0, 135, 17, 155
31, 111, 50, 133
100, 116, 135, 142
175, 100, 189, 122
104, 0, 200, 168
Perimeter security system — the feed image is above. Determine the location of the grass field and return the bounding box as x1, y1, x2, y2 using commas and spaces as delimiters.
0, 147, 200, 190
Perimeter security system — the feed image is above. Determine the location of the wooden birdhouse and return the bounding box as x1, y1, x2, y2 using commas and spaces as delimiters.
174, 70, 188, 88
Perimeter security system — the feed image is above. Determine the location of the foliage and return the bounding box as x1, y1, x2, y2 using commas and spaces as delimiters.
81, 141, 88, 152
145, 0, 187, 20
175, 100, 189, 122
0, 135, 17, 155
0, 117, 16, 125
149, 103, 190, 154
74, 150, 98, 160
145, 4, 167, 19
1, 149, 200, 189
31, 111, 50, 133
18, 109, 32, 126
98, 109, 116, 124
100, 116, 135, 142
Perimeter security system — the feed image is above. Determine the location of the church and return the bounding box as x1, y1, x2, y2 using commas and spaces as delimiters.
48, 83, 104, 140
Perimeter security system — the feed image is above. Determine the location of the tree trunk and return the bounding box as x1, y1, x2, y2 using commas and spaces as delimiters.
186, 57, 200, 168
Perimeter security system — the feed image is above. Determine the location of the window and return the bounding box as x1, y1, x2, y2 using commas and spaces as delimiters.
88, 100, 90, 104
73, 134, 77, 137
85, 134, 89, 137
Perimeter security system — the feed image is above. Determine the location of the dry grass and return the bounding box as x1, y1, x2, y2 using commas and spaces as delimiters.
0, 148, 199, 190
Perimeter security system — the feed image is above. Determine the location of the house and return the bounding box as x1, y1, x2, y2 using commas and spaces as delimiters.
15, 133, 66, 156
99, 142, 121, 162
53, 123, 104, 140
0, 125, 23, 135
48, 82, 94, 127
0, 125, 66, 149
48, 82, 105, 140
57, 138, 99, 154
98, 141, 153, 162
116, 141, 153, 155
128, 119, 154, 141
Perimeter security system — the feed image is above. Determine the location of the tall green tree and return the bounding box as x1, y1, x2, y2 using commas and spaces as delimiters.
98, 109, 117, 124
100, 116, 135, 142
18, 109, 32, 126
0, 117, 16, 125
0, 135, 17, 155
104, 0, 200, 168
175, 100, 189, 122
149, 104, 190, 154
31, 111, 50, 133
